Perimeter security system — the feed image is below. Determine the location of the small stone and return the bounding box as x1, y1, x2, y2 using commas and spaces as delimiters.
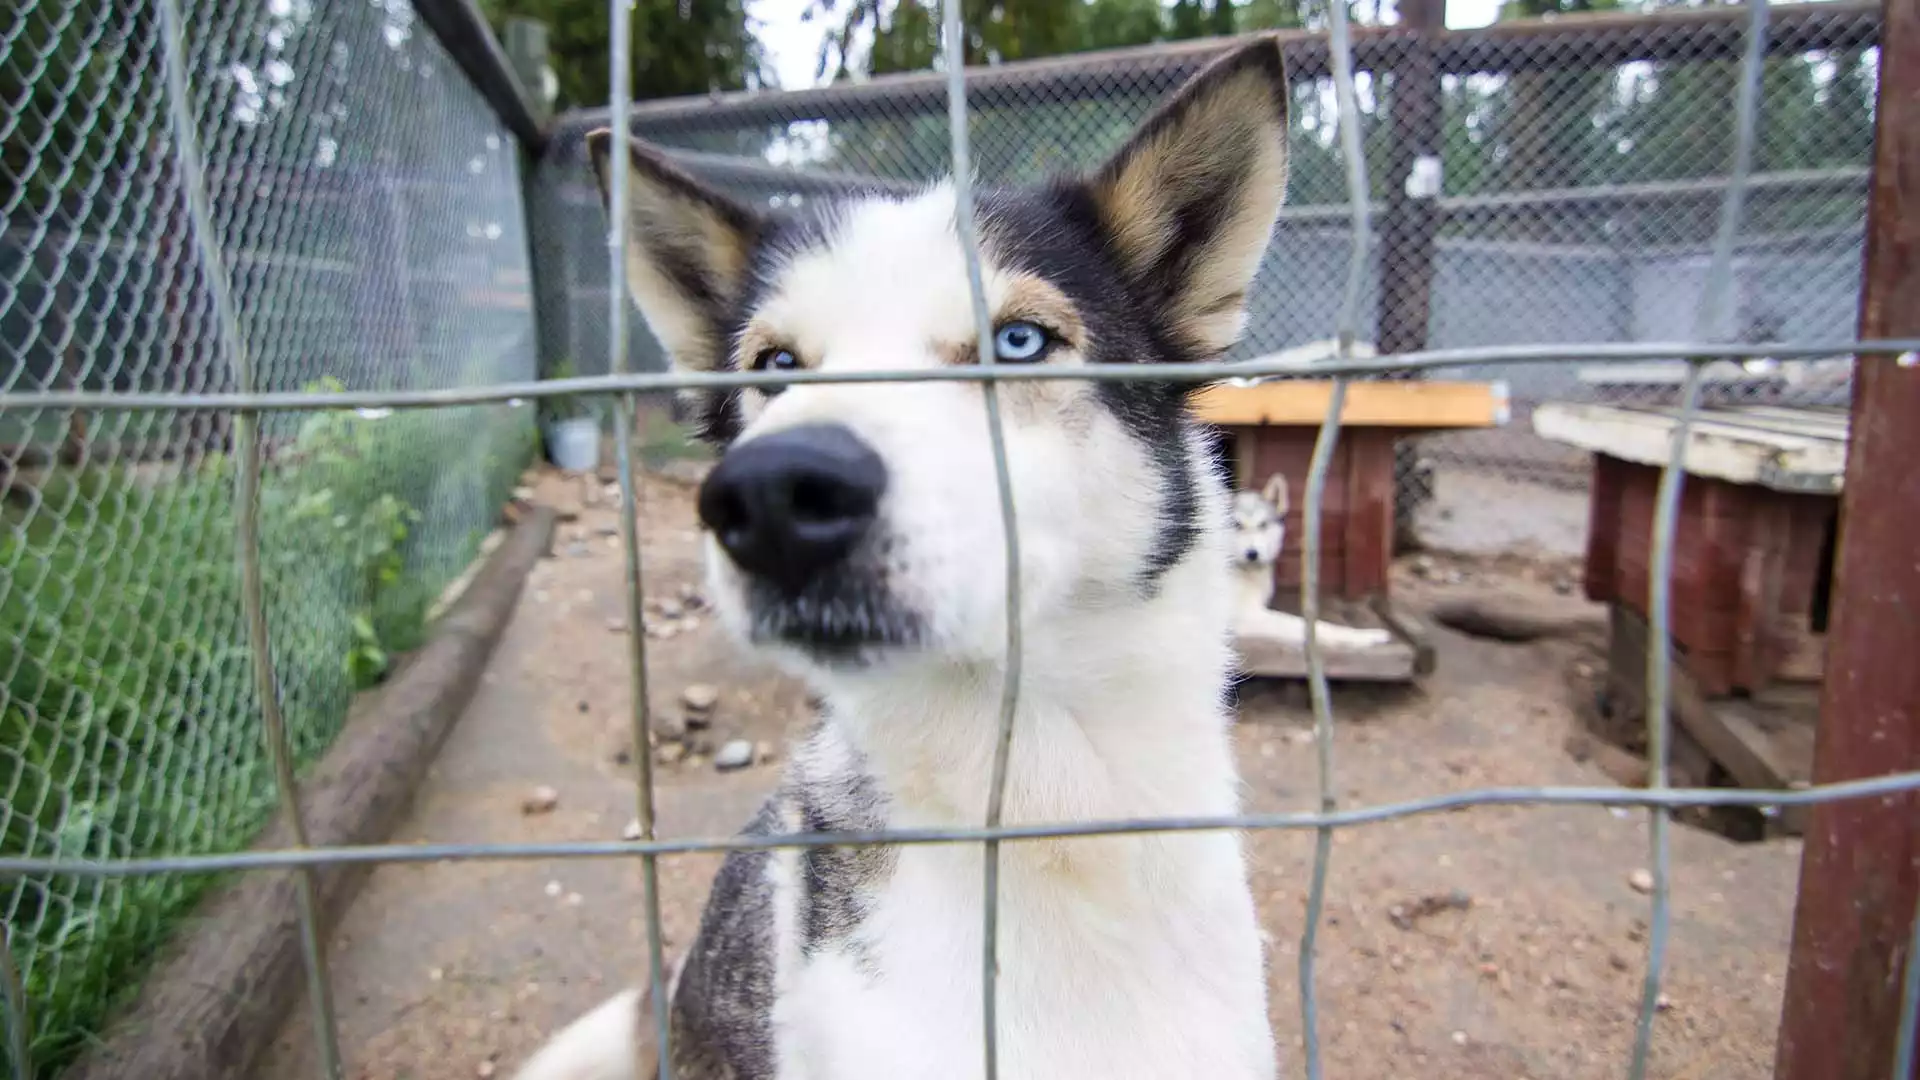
607, 616, 629, 633
513, 486, 534, 502
715, 739, 755, 771
1450, 1031, 1468, 1046
755, 741, 778, 765
429, 967, 445, 982
682, 684, 721, 712
1553, 577, 1576, 595
566, 892, 584, 907
565, 543, 589, 558
1610, 953, 1630, 972
1628, 868, 1655, 894
577, 700, 591, 714
657, 742, 689, 766
597, 524, 620, 538
1656, 993, 1674, 1012
544, 880, 563, 898
659, 599, 684, 619
477, 1061, 497, 1078
623, 819, 643, 841
521, 786, 560, 815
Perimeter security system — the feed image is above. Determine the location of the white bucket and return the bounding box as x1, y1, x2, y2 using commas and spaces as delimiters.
546, 417, 601, 472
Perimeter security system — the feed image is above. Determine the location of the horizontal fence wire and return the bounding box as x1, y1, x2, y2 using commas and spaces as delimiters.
6, 772, 1920, 878
5, 340, 1920, 412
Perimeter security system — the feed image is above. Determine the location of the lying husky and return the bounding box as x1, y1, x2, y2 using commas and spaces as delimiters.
516, 38, 1295, 1080
1231, 472, 1394, 650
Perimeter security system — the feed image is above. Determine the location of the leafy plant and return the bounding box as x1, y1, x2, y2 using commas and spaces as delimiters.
0, 373, 533, 1075
541, 359, 595, 424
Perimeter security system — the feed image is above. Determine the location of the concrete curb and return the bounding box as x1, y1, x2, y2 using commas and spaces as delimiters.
66, 505, 559, 1080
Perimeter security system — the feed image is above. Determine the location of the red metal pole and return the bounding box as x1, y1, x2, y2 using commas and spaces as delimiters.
1773, 0, 1920, 1074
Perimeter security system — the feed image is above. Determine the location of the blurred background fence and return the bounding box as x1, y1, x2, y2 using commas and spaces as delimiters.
0, 0, 1895, 1074
531, 0, 1877, 500
1, 0, 538, 1069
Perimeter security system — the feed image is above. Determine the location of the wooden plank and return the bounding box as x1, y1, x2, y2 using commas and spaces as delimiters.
1195, 380, 1505, 429
1533, 401, 1849, 489
1734, 493, 1790, 691
1343, 430, 1396, 598
1776, 0, 1920, 1069
1236, 596, 1419, 681
1369, 595, 1437, 676
1607, 606, 1813, 809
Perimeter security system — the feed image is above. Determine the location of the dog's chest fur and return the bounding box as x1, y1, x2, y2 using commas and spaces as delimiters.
666, 600, 1274, 1080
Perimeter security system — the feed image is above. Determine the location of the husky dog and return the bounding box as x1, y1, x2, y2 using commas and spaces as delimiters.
517, 38, 1295, 1080
1230, 473, 1394, 650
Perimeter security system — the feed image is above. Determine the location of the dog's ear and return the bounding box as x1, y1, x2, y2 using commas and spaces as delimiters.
1077, 38, 1289, 360
1262, 472, 1290, 517
586, 127, 762, 374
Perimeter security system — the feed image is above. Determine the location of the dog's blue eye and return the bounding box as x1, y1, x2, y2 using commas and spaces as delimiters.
753, 349, 799, 373
992, 321, 1050, 363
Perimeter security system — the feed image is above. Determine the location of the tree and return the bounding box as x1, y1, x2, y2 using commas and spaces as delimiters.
475, 0, 767, 107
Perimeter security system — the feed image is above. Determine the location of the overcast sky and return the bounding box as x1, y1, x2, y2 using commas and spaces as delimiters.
746, 0, 1513, 90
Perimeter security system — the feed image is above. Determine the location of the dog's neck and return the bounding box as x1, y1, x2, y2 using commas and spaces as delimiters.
812, 555, 1242, 830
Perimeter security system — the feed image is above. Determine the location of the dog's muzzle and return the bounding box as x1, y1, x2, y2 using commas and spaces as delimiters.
697, 423, 887, 593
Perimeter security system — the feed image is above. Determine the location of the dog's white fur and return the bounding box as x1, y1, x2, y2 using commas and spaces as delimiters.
520, 41, 1296, 1080
1230, 473, 1395, 650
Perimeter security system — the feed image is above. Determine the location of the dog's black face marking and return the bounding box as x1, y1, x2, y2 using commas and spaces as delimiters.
976, 185, 1209, 591
667, 801, 781, 1079
792, 747, 894, 967
744, 563, 926, 668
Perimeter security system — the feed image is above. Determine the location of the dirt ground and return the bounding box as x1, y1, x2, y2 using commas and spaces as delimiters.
261, 463, 1805, 1080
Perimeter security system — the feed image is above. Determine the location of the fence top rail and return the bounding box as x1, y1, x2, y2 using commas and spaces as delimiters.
414, 0, 547, 149
552, 0, 1878, 138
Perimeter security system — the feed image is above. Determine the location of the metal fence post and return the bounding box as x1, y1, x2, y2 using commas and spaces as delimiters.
1775, 0, 1920, 1073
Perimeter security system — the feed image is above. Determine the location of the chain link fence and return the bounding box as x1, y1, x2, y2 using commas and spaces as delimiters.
0, 0, 537, 1069
5, 1, 1919, 1079
531, 1, 1877, 536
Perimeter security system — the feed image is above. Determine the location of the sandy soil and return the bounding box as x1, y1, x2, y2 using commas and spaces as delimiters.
260, 464, 1803, 1080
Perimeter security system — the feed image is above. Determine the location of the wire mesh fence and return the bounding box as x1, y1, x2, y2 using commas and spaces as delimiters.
0, 0, 537, 1070
3, 1, 1920, 1080
529, 1, 1879, 521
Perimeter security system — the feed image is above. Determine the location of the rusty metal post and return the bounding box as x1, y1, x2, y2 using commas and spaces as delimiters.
1774, 0, 1920, 1074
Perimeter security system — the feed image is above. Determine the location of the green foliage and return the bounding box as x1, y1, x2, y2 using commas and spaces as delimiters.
475, 0, 767, 107
540, 358, 594, 423
0, 392, 532, 1075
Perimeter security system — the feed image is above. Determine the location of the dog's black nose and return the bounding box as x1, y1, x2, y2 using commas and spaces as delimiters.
697, 424, 886, 590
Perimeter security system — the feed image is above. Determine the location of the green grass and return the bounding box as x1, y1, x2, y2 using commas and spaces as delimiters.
0, 402, 535, 1075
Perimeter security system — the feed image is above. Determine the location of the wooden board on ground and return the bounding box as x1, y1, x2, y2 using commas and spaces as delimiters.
1234, 594, 1422, 682
1604, 604, 1817, 835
